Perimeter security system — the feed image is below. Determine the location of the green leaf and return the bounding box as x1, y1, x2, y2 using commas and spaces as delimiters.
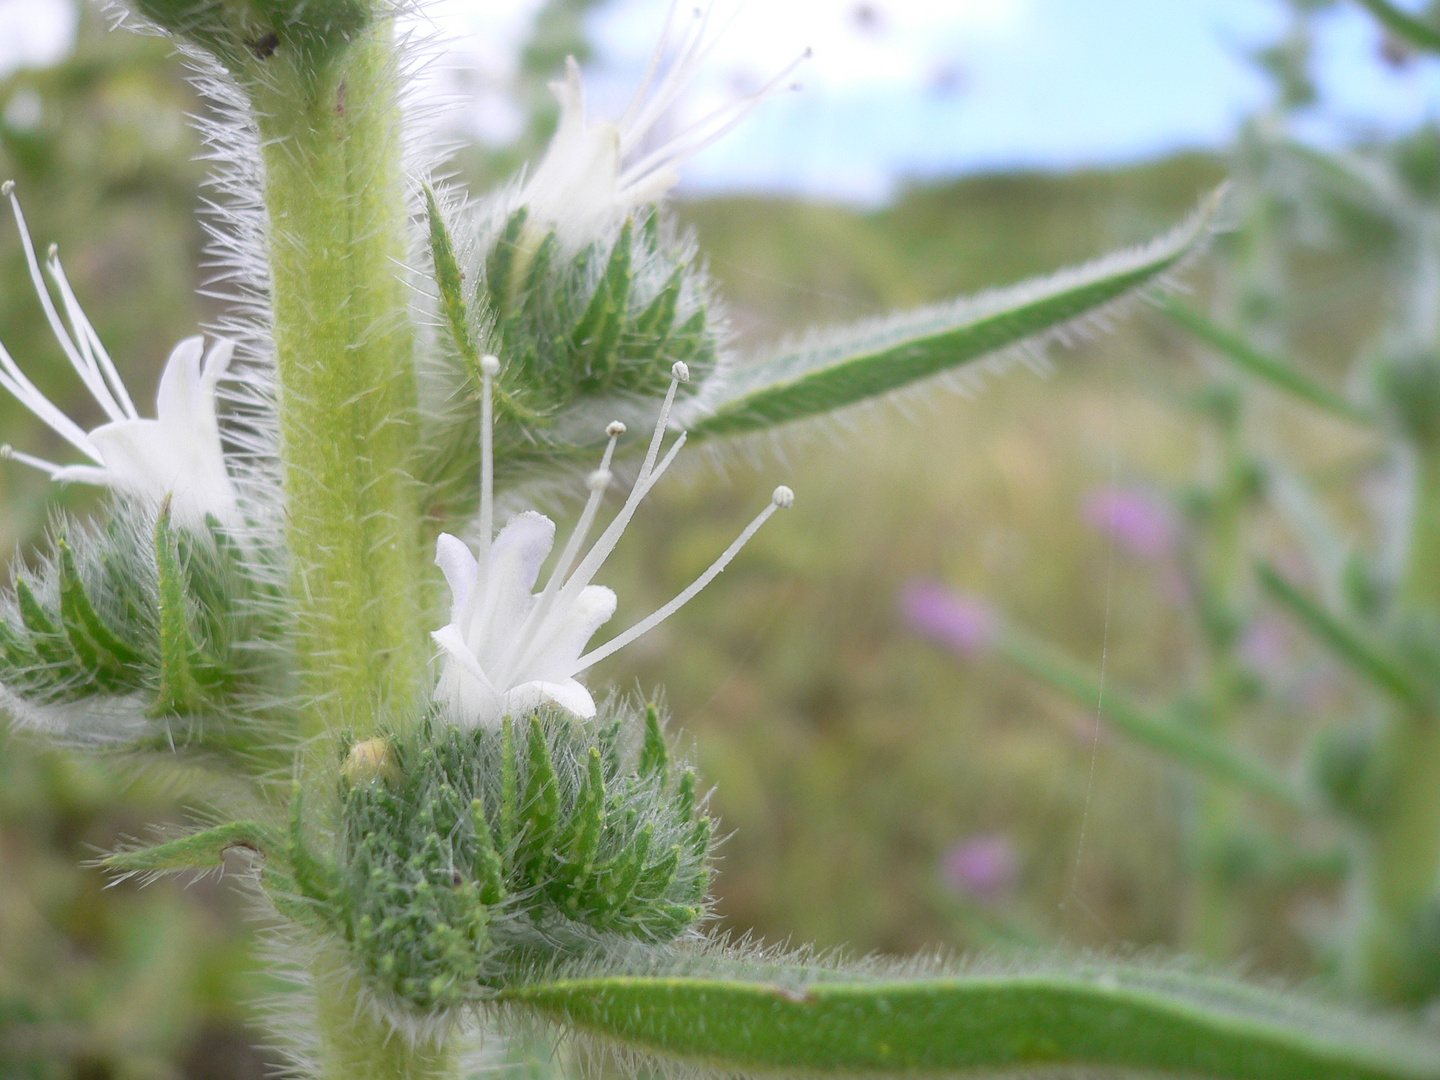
688, 189, 1221, 440
503, 963, 1440, 1080
1353, 0, 1440, 52
102, 821, 281, 876
424, 185, 481, 376
1258, 563, 1429, 711
996, 621, 1305, 808
1161, 300, 1375, 426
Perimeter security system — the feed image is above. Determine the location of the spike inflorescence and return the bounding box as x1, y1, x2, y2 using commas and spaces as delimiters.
326, 699, 712, 1013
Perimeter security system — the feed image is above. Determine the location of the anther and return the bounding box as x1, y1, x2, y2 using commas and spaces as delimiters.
0, 445, 12, 459
480, 354, 500, 377
606, 420, 627, 437
671, 360, 690, 383
772, 485, 794, 508
1, 181, 13, 197
587, 469, 612, 492
46, 243, 56, 261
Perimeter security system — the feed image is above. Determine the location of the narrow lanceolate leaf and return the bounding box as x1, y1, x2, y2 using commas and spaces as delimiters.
1161, 300, 1375, 426
1353, 0, 1440, 52
688, 189, 1222, 440
503, 964, 1440, 1080
424, 185, 481, 376
102, 821, 281, 876
997, 622, 1305, 808
1259, 563, 1430, 711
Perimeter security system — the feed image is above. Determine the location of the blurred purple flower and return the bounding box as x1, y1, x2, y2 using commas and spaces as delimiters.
900, 580, 995, 659
1083, 487, 1177, 560
1239, 617, 1290, 674
942, 833, 1018, 903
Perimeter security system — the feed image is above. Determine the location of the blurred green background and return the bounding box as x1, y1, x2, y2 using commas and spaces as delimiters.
0, 2, 1412, 1077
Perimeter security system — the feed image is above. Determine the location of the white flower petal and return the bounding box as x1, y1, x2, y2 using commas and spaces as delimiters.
528, 584, 616, 681
435, 533, 478, 623
468, 512, 554, 643
153, 336, 207, 423
502, 678, 597, 721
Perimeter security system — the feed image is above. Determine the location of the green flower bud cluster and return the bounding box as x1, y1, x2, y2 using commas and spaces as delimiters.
485, 209, 717, 417
0, 500, 282, 729
329, 702, 712, 1013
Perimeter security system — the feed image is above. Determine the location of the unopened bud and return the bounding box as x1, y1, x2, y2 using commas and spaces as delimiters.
342, 738, 399, 786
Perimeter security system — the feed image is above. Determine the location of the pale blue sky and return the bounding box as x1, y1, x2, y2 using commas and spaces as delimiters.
580, 0, 1440, 203
2, 0, 1437, 205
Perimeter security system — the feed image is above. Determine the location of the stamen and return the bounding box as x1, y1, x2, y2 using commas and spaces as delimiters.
47, 250, 137, 419
617, 50, 810, 196
572, 485, 794, 673
6, 186, 127, 424
0, 338, 97, 460
543, 365, 690, 620
497, 420, 627, 685
619, 0, 682, 131
478, 353, 500, 568
0, 443, 61, 475
621, 2, 732, 156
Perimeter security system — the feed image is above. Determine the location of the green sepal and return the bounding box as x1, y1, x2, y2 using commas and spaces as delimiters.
470, 799, 507, 906
688, 190, 1220, 440
499, 715, 519, 852
521, 714, 561, 865
640, 703, 668, 779
102, 820, 282, 876
424, 184, 480, 375
675, 768, 697, 822
486, 207, 528, 312
635, 268, 684, 339
57, 536, 142, 674
149, 502, 216, 717
595, 821, 653, 917
14, 575, 71, 668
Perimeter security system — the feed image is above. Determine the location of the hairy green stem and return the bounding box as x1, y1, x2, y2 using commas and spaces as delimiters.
254, 25, 425, 742
246, 20, 437, 1080
312, 953, 454, 1080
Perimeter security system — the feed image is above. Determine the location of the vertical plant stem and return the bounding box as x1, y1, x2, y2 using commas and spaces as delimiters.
1351, 450, 1440, 1003
253, 27, 425, 741
312, 951, 455, 1080
248, 20, 439, 1078
1182, 411, 1250, 960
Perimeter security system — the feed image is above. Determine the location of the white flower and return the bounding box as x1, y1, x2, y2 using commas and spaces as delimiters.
518, 2, 807, 244
0, 183, 239, 528
432, 355, 793, 728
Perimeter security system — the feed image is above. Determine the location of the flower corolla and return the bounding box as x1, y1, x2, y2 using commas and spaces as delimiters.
433, 355, 792, 727
0, 184, 239, 528
518, 2, 807, 244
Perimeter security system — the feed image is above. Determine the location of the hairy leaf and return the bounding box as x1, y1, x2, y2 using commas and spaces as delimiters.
505, 962, 1440, 1080
687, 189, 1221, 440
